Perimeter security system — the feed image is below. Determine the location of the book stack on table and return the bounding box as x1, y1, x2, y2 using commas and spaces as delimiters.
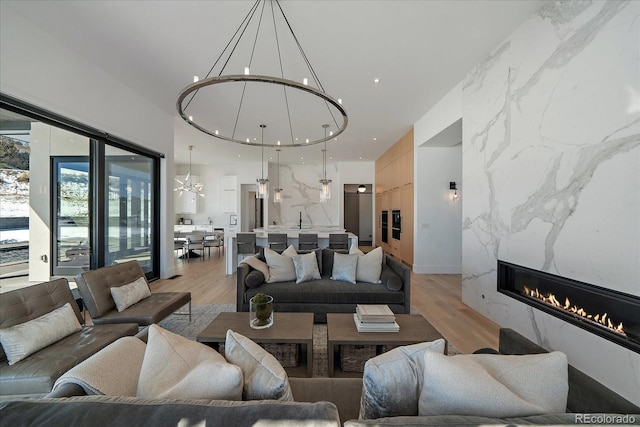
353, 304, 400, 332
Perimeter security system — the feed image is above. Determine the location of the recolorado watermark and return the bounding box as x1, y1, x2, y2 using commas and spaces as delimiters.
575, 414, 637, 424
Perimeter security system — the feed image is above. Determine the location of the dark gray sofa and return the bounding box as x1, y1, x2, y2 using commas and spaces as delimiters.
0, 279, 138, 397
236, 249, 411, 322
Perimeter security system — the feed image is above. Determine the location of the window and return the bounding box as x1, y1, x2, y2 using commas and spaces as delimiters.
1, 94, 162, 285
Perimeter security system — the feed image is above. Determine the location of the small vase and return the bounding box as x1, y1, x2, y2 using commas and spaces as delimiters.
249, 294, 274, 329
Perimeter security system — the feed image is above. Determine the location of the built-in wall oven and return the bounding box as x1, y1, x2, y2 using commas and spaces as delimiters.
392, 210, 401, 240
381, 210, 389, 244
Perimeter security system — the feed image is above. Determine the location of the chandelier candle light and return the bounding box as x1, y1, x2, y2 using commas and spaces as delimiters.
257, 124, 269, 199
174, 145, 205, 198
274, 149, 282, 203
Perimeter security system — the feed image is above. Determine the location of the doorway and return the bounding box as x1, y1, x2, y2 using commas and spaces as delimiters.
344, 184, 372, 246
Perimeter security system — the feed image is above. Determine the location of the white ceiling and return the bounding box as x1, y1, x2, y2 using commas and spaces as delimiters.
5, 0, 544, 166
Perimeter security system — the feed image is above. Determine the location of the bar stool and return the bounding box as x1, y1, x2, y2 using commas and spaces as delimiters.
329, 233, 349, 251
236, 233, 257, 264
268, 233, 288, 251
298, 233, 318, 251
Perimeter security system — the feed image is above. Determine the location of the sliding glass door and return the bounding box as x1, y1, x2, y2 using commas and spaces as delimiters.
104, 146, 155, 273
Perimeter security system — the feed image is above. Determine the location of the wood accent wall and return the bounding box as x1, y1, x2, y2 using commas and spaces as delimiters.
375, 129, 413, 266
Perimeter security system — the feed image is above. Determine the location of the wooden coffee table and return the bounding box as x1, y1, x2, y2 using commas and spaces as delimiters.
326, 313, 447, 377
197, 312, 314, 377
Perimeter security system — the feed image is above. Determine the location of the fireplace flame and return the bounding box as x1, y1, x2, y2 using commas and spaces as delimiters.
523, 286, 625, 336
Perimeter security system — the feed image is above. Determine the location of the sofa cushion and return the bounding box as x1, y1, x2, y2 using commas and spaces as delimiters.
224, 330, 293, 401
360, 339, 446, 419
0, 302, 82, 365
244, 278, 405, 305
264, 246, 298, 283
110, 277, 151, 312
418, 351, 568, 418
331, 253, 358, 284
292, 252, 321, 284
0, 322, 138, 395
90, 292, 191, 325
138, 325, 243, 401
349, 246, 383, 284
344, 413, 587, 426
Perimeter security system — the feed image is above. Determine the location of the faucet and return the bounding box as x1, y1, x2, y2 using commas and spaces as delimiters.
299, 211, 302, 229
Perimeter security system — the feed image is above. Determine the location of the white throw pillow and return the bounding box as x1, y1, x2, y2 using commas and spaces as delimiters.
240, 256, 271, 282
349, 246, 383, 284
110, 277, 151, 312
330, 252, 358, 284
137, 325, 243, 401
359, 339, 446, 419
264, 245, 298, 283
0, 302, 82, 365
418, 351, 568, 418
292, 251, 321, 284
224, 330, 293, 401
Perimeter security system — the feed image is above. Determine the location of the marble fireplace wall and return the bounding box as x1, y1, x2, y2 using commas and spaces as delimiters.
462, 1, 639, 404
267, 162, 340, 228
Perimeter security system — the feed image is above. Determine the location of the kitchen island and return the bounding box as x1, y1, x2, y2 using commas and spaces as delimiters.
224, 228, 358, 274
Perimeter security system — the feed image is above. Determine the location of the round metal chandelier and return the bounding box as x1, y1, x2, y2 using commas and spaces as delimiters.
177, 0, 348, 147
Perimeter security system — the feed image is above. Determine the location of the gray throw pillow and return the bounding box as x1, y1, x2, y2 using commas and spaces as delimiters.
380, 264, 403, 291
360, 339, 446, 419
292, 252, 321, 284
245, 270, 265, 288
330, 253, 358, 284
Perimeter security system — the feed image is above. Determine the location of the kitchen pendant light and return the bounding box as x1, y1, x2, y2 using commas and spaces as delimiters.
274, 148, 282, 203
256, 124, 269, 199
174, 145, 205, 198
319, 124, 331, 203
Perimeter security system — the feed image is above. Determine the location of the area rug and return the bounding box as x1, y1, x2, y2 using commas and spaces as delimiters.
159, 304, 459, 378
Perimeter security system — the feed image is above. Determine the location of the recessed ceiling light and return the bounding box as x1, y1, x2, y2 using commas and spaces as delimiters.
373, 137, 377, 141
373, 78, 380, 84
329, 156, 333, 160
359, 157, 362, 160
237, 154, 241, 157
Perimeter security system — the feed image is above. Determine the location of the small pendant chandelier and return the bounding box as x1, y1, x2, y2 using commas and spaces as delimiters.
273, 148, 282, 204
256, 124, 269, 199
174, 145, 205, 198
319, 124, 332, 203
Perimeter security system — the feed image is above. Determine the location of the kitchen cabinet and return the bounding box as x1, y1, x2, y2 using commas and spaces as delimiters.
220, 176, 237, 213
374, 129, 414, 266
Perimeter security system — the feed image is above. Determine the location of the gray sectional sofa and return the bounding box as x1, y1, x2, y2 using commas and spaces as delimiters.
2, 328, 637, 426
236, 249, 411, 322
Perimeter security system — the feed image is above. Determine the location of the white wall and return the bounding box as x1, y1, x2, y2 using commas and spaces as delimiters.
414, 145, 462, 273
1, 5, 176, 278
462, 1, 639, 404
413, 84, 464, 273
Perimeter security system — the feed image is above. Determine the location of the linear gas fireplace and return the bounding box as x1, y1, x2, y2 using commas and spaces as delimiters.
497, 261, 640, 353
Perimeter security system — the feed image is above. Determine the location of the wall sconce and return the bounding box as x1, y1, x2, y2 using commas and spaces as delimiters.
450, 181, 459, 202
357, 184, 366, 193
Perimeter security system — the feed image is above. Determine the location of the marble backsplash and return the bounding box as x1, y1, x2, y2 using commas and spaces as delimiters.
267, 162, 340, 228
461, 1, 639, 403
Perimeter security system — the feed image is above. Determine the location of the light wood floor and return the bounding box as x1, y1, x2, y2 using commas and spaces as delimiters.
151, 248, 500, 354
